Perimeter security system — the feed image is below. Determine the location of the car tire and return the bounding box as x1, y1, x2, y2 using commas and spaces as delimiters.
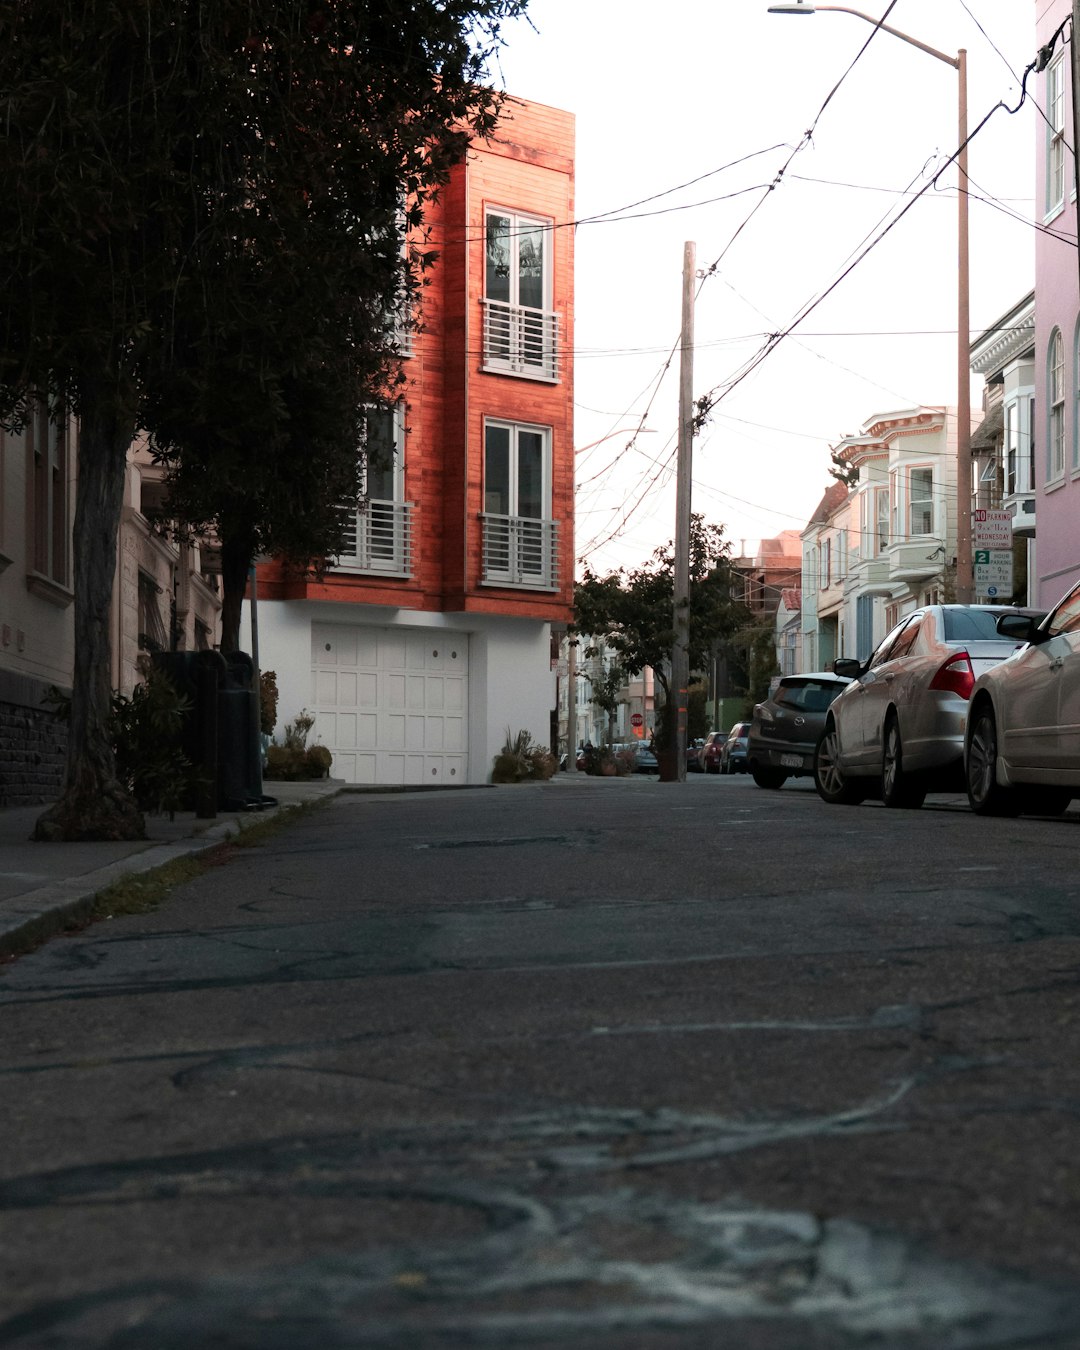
881, 713, 926, 809
752, 766, 787, 790
813, 725, 866, 806
966, 704, 1020, 817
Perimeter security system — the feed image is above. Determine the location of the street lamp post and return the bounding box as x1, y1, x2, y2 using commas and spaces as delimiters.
768, 2, 972, 603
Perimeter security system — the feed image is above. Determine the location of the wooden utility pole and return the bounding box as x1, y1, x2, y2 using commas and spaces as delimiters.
671, 242, 695, 783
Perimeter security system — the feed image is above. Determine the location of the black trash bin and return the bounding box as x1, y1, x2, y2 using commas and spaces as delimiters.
217, 651, 266, 811
152, 650, 275, 815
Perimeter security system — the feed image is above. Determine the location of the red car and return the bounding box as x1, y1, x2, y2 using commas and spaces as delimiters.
700, 730, 727, 774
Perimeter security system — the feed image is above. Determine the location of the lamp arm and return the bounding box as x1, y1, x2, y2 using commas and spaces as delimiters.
813, 6, 959, 68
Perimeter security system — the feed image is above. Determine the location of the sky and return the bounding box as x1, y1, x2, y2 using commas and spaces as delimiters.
488, 0, 1040, 574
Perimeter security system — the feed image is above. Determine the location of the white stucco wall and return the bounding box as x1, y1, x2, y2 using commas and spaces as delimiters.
245, 597, 554, 785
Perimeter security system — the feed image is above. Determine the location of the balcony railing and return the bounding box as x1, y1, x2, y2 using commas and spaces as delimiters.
333, 500, 413, 576
481, 513, 559, 589
481, 299, 560, 381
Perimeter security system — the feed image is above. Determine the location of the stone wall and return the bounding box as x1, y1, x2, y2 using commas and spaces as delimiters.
0, 671, 68, 807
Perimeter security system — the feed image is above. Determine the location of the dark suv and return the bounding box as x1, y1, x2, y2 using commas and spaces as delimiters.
747, 673, 851, 789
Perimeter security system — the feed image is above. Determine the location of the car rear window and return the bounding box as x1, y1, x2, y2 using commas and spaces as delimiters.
775, 680, 843, 713
942, 608, 1013, 642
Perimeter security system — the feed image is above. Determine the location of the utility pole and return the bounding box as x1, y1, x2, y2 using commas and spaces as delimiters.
565, 636, 578, 774
671, 241, 695, 783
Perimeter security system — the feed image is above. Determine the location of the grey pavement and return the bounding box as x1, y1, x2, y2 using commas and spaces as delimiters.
0, 779, 346, 958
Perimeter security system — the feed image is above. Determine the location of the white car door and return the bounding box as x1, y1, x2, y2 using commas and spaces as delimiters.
1050, 584, 1080, 770
1003, 589, 1080, 770
854, 616, 921, 761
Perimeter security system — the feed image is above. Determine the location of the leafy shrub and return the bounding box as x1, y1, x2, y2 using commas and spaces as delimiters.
492, 728, 555, 783
46, 661, 203, 816
264, 709, 332, 781
259, 670, 279, 737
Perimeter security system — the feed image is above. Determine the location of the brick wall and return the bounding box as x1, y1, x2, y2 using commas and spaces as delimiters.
0, 671, 68, 806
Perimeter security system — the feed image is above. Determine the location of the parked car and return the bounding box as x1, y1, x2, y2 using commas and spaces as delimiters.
719, 721, 752, 774
747, 672, 851, 789
813, 603, 1044, 809
686, 737, 706, 772
608, 741, 659, 775
700, 730, 727, 774
965, 578, 1080, 817
633, 741, 659, 774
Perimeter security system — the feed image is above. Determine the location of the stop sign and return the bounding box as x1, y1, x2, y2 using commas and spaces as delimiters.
631, 713, 644, 727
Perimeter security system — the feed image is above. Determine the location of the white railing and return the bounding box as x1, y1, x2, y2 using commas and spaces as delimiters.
481, 299, 560, 380
334, 501, 413, 576
481, 514, 559, 588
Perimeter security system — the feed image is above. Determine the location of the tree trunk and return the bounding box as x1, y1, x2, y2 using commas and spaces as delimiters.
34, 386, 145, 841
218, 533, 252, 656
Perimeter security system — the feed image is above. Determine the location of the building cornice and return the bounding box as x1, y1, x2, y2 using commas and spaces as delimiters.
970, 314, 1035, 376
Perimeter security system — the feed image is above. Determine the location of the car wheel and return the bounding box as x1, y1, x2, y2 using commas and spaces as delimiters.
752, 766, 787, 790
881, 713, 926, 809
966, 704, 1020, 817
813, 725, 866, 806
1022, 787, 1072, 817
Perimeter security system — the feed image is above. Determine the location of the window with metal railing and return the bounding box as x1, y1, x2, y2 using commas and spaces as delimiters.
481, 419, 558, 588
483, 208, 559, 381
333, 403, 413, 577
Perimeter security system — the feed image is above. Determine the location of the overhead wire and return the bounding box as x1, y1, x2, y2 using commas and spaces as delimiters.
575, 5, 1042, 568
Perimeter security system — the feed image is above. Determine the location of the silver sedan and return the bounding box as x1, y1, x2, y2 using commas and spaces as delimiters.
965, 578, 1080, 817
814, 604, 1042, 810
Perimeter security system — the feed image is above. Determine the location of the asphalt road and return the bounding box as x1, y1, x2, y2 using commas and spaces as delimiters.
5, 773, 1080, 1348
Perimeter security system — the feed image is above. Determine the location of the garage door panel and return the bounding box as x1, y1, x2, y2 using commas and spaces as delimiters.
356, 713, 379, 749
383, 713, 406, 751
334, 713, 357, 749
315, 671, 338, 705
312, 624, 469, 785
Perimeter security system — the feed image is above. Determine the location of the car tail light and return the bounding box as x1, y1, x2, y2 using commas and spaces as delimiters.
929, 650, 975, 700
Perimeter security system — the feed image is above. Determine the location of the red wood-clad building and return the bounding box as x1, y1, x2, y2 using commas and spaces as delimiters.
250, 96, 575, 785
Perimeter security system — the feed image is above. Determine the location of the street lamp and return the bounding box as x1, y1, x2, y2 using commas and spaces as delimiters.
768, 3, 972, 603
575, 425, 657, 456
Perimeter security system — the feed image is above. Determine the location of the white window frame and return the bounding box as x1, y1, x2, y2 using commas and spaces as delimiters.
1046, 53, 1066, 219
482, 206, 558, 380
1049, 327, 1065, 481
333, 402, 410, 575
481, 418, 556, 588
875, 487, 889, 555
907, 465, 935, 537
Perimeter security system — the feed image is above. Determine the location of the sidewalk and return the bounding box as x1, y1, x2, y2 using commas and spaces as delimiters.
0, 771, 656, 960
0, 780, 345, 959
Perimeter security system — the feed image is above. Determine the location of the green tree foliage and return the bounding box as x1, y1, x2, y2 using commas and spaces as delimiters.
0, 0, 526, 838
573, 515, 749, 744
827, 446, 859, 488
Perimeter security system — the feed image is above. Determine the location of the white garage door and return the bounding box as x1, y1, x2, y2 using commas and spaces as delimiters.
311, 623, 468, 785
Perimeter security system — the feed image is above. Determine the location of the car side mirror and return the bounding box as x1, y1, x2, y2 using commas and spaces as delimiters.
996, 613, 1043, 644
833, 657, 862, 678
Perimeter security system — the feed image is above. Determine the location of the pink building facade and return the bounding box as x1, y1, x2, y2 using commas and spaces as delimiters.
1034, 1, 1080, 608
